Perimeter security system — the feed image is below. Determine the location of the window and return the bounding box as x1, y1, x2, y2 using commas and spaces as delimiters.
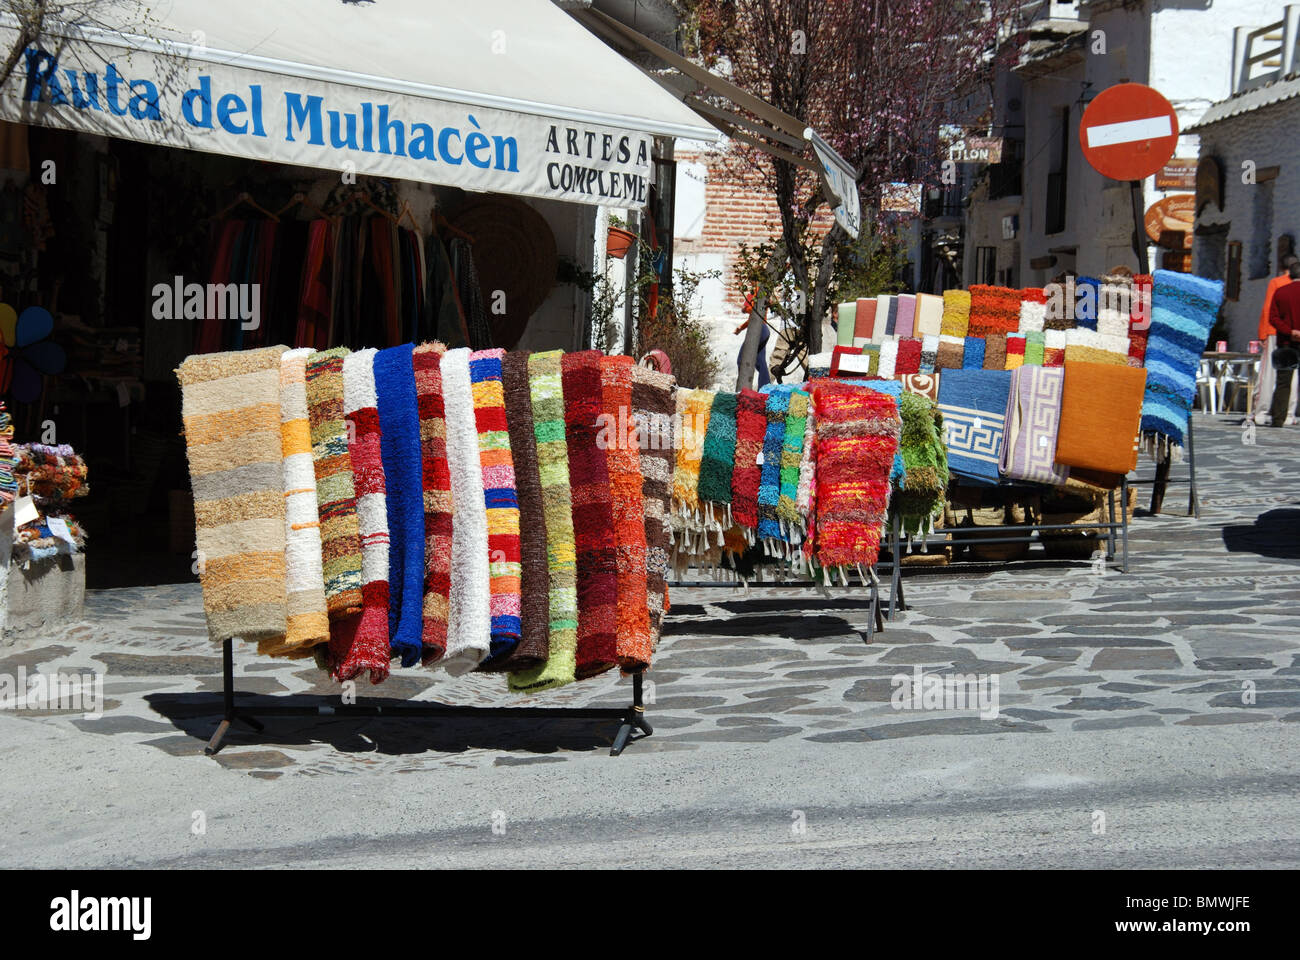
1045, 107, 1070, 234
1226, 242, 1243, 301
1248, 181, 1275, 280
976, 246, 997, 285
1195, 224, 1229, 282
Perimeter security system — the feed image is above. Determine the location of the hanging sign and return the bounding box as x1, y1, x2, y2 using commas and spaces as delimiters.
881, 182, 923, 215
0, 31, 655, 208
949, 136, 1004, 164
1155, 158, 1197, 190
1145, 194, 1195, 248
806, 128, 860, 239
1079, 83, 1180, 182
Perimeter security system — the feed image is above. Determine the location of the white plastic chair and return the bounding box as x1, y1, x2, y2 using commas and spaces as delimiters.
1196, 358, 1218, 415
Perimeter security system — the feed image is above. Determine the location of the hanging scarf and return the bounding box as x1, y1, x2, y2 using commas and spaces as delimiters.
341, 347, 393, 681
494, 350, 549, 672
796, 406, 817, 535
412, 342, 453, 664
439, 347, 491, 674
468, 348, 522, 666
730, 388, 766, 533
509, 351, 577, 691
778, 389, 809, 536
808, 381, 900, 573
757, 384, 791, 548
600, 355, 651, 672
262, 347, 329, 658
895, 392, 949, 539
305, 348, 364, 621
631, 364, 677, 652
697, 391, 738, 521
177, 346, 288, 647
562, 350, 618, 680
374, 343, 425, 668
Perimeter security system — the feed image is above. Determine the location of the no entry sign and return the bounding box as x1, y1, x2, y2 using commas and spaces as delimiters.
1079, 83, 1180, 182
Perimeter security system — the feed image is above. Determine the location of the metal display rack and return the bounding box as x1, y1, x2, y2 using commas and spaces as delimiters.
204, 639, 653, 758
899, 477, 1132, 574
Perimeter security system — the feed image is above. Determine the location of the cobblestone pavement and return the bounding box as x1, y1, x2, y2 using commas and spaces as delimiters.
3, 415, 1297, 783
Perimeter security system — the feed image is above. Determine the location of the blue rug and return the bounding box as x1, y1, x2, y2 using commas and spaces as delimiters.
937, 369, 1013, 485
1141, 270, 1223, 447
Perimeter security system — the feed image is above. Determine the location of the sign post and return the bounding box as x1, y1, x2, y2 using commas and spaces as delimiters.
1079, 83, 1181, 276
1079, 83, 1186, 515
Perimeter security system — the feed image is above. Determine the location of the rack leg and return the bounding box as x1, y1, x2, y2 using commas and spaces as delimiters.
1106, 487, 1118, 562
1187, 414, 1200, 519
206, 638, 263, 756
1121, 476, 1130, 574
610, 672, 653, 757
887, 515, 902, 620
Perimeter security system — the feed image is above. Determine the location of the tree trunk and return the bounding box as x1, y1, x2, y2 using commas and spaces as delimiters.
807, 223, 844, 357
735, 241, 788, 392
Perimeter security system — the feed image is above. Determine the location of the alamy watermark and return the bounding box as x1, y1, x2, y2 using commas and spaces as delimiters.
1042, 277, 1150, 329
152, 275, 260, 330
890, 665, 1000, 719
0, 667, 104, 718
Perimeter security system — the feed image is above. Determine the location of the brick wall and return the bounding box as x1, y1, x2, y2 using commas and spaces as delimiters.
675, 145, 834, 319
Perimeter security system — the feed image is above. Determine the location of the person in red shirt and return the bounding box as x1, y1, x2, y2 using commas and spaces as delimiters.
1253, 255, 1298, 423
1267, 261, 1300, 425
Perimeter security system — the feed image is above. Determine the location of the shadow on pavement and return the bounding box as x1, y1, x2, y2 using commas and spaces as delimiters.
1222, 509, 1300, 560
145, 692, 619, 756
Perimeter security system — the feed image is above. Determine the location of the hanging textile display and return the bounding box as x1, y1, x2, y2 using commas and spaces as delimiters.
920, 335, 940, 374
469, 348, 523, 667
999, 366, 1069, 486
631, 364, 677, 651
757, 385, 792, 549
9, 443, 91, 564
268, 347, 329, 658
962, 336, 986, 370
730, 389, 766, 533
671, 387, 714, 569
439, 347, 492, 674
600, 354, 651, 673
375, 343, 426, 668
1140, 270, 1223, 456
412, 342, 454, 665
697, 391, 738, 526
178, 347, 289, 646
1129, 274, 1154, 367
1020, 288, 1047, 333
496, 350, 549, 673
937, 368, 1012, 485
509, 350, 578, 693
806, 381, 900, 575
1056, 360, 1147, 475
342, 347, 399, 676
0, 403, 15, 504
895, 392, 949, 539
900, 373, 941, 402
777, 388, 809, 540
562, 350, 619, 680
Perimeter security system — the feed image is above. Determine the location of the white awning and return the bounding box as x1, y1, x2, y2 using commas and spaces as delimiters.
0, 0, 718, 207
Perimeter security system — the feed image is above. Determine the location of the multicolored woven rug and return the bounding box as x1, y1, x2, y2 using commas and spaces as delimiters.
1141, 270, 1223, 452
937, 368, 1012, 485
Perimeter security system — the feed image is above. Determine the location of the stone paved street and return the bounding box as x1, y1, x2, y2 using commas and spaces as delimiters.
2, 415, 1298, 867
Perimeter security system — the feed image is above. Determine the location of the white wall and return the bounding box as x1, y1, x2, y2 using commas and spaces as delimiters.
1196, 99, 1300, 348
1018, 0, 1281, 284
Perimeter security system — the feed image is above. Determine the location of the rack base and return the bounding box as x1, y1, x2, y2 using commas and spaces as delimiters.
204, 639, 652, 758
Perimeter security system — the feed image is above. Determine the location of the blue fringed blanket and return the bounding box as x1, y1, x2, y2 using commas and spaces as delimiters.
937, 369, 1013, 485
1141, 271, 1223, 449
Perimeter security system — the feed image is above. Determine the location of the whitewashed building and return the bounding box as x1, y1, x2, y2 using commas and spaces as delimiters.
1186, 6, 1300, 347
964, 0, 1286, 289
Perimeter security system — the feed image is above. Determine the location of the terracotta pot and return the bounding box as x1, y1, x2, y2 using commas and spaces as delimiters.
606, 226, 636, 260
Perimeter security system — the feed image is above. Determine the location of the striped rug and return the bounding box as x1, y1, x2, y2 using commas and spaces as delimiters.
177, 346, 288, 646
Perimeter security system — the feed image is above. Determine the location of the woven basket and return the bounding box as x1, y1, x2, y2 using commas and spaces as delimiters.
960, 504, 1031, 562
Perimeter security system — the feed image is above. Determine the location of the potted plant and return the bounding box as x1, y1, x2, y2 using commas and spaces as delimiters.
606, 215, 636, 260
